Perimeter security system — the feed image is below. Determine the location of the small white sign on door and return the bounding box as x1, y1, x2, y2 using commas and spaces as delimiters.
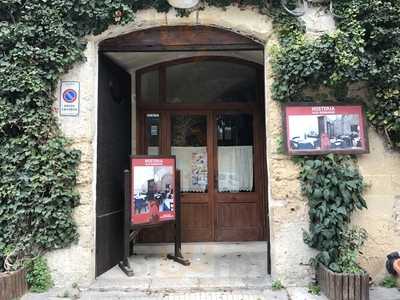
60, 81, 80, 116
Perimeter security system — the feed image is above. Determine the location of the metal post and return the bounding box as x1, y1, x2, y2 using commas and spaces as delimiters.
167, 169, 190, 265
119, 169, 134, 276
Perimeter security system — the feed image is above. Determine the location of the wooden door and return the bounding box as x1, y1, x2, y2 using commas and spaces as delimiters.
137, 111, 214, 242
96, 55, 131, 276
169, 112, 214, 241
137, 110, 266, 242
213, 112, 265, 241
135, 56, 267, 242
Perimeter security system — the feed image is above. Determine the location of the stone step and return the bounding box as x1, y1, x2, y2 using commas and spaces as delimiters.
79, 289, 289, 300
85, 276, 272, 293
22, 286, 399, 300
133, 242, 268, 255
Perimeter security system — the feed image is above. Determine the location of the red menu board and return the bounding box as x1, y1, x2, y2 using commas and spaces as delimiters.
284, 104, 369, 155
131, 157, 176, 225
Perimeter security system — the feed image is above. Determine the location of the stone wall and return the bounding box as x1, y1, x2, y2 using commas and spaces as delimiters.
50, 6, 275, 287
355, 131, 400, 283
48, 41, 98, 286
265, 44, 317, 285
49, 5, 400, 288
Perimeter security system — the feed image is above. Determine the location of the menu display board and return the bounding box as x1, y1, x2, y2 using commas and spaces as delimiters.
131, 156, 176, 225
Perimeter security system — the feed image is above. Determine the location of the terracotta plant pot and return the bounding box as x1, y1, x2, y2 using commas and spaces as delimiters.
0, 268, 28, 300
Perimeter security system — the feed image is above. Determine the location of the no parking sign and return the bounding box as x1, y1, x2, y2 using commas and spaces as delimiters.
60, 81, 80, 116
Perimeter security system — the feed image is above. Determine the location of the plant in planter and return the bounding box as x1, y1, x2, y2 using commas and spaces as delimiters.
298, 154, 369, 300
335, 226, 368, 274
25, 256, 53, 293
317, 226, 370, 300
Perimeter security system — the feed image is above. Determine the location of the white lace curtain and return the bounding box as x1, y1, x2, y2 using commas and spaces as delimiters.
217, 146, 253, 192
171, 146, 253, 193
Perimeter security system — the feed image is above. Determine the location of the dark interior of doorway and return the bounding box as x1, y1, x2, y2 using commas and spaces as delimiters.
95, 25, 270, 278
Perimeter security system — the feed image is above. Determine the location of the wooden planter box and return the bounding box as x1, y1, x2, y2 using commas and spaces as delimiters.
317, 264, 369, 300
0, 268, 28, 300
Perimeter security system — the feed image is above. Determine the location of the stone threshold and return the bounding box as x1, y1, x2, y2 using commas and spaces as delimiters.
83, 276, 272, 293
86, 242, 270, 293
133, 241, 269, 255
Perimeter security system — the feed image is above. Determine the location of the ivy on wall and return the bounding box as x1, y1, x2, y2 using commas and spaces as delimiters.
0, 0, 398, 277
0, 0, 137, 272
271, 0, 400, 148
270, 0, 400, 271
297, 155, 366, 272
0, 0, 272, 274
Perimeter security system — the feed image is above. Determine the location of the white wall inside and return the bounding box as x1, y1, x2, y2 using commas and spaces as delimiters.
105, 50, 264, 71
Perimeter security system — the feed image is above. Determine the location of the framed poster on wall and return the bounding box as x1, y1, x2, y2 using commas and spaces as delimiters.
131, 156, 176, 225
284, 104, 369, 155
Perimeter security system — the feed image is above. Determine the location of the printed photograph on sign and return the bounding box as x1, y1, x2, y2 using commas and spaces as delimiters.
131, 157, 176, 225
284, 104, 369, 155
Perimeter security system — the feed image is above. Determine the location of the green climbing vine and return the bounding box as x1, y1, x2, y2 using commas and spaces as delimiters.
0, 0, 274, 274
0, 0, 398, 279
297, 155, 366, 272
271, 0, 400, 147
0, 0, 134, 273
270, 0, 400, 271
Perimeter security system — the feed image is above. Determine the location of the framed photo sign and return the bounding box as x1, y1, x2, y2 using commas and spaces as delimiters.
284, 104, 369, 155
131, 156, 176, 225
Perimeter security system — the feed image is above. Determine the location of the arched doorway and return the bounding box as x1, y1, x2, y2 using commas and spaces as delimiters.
96, 25, 269, 276
135, 56, 266, 242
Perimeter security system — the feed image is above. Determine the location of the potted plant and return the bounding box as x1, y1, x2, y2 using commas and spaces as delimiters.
316, 226, 370, 300
0, 249, 28, 300
0, 248, 53, 300
299, 155, 369, 300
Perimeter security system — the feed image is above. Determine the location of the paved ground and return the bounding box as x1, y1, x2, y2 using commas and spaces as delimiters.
21, 288, 316, 300
90, 242, 269, 292
22, 286, 400, 300
21, 243, 400, 299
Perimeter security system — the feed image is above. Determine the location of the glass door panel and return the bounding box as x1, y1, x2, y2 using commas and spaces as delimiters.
216, 113, 254, 192
171, 115, 208, 193
166, 60, 257, 104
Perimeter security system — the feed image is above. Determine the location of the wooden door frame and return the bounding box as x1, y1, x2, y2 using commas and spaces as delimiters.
99, 25, 263, 52
135, 56, 264, 109
98, 24, 271, 274
136, 55, 267, 242
138, 107, 266, 238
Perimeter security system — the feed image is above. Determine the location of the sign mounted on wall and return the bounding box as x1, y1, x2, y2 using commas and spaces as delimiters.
284, 104, 369, 155
60, 81, 80, 116
131, 156, 176, 225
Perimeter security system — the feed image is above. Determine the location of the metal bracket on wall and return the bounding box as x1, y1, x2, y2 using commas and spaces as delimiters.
281, 0, 344, 18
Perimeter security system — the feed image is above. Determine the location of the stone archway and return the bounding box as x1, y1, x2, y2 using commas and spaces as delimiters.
49, 7, 315, 287
96, 24, 268, 276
